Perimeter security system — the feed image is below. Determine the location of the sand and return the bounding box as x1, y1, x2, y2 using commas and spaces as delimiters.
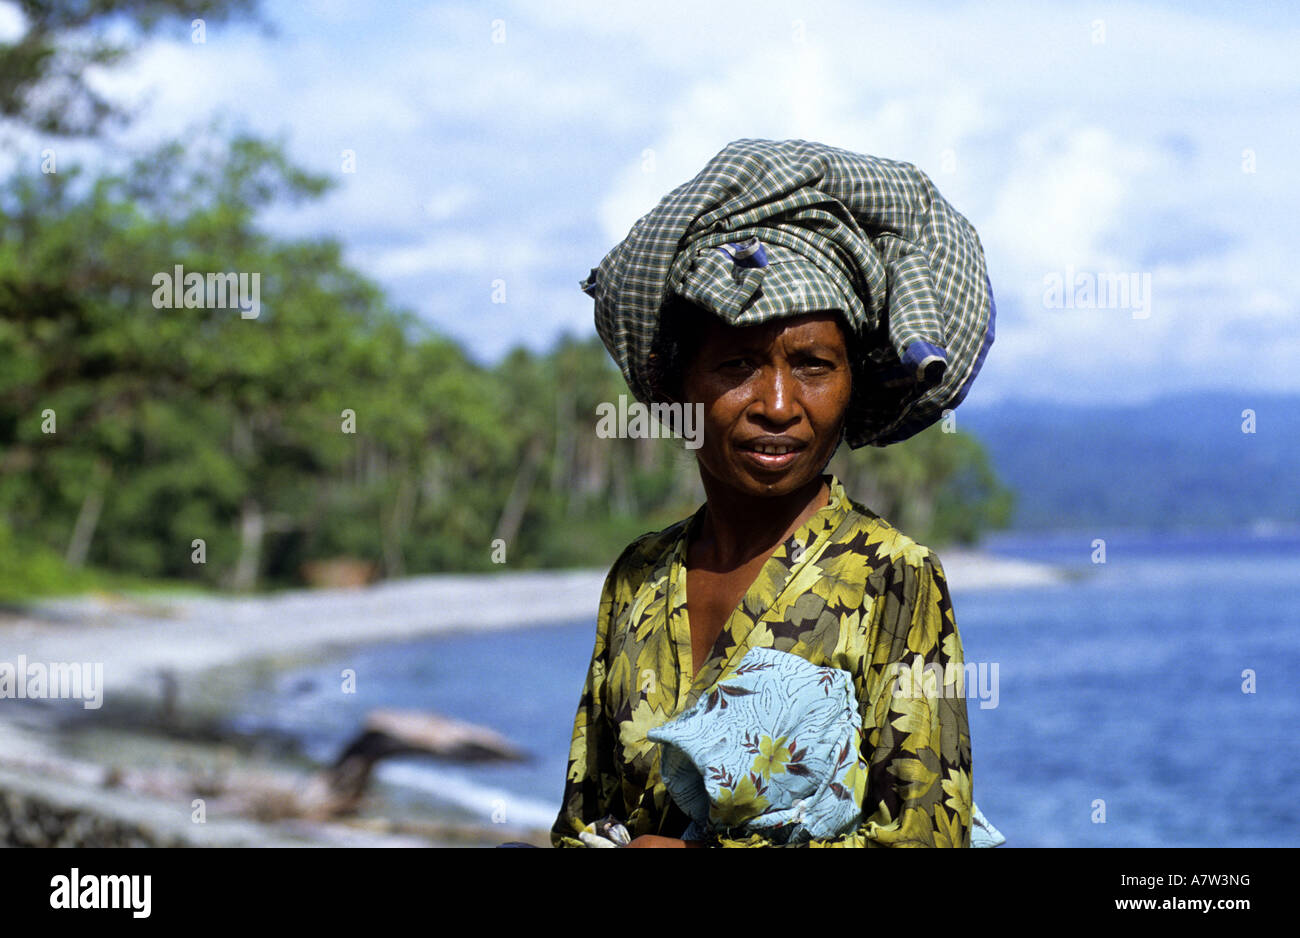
8, 553, 1063, 689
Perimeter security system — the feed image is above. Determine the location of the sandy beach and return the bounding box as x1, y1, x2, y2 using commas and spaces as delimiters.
0, 551, 1066, 847
8, 551, 1064, 687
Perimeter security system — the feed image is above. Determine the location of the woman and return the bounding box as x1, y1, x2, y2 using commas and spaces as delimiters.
551, 139, 996, 847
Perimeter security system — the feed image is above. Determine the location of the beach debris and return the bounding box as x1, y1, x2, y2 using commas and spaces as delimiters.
156, 668, 179, 729
299, 557, 377, 589
303, 708, 526, 818
348, 708, 524, 763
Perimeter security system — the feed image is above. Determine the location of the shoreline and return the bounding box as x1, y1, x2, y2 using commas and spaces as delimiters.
9, 568, 611, 690
7, 551, 1066, 688
0, 553, 1064, 847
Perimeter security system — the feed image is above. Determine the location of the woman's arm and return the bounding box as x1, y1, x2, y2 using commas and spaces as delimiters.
625, 835, 706, 848
550, 558, 625, 847
714, 548, 973, 848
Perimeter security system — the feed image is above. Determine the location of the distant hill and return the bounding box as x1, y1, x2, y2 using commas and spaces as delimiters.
957, 391, 1299, 532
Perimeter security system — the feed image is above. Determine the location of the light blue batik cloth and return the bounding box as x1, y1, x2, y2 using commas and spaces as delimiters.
647, 646, 1007, 846
647, 647, 869, 844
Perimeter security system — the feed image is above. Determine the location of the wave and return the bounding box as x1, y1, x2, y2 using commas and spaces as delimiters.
375, 761, 559, 832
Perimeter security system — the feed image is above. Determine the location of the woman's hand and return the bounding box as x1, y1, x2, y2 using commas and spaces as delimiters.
625, 835, 706, 848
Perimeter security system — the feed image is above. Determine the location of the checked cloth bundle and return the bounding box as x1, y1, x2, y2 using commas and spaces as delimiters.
581, 138, 996, 447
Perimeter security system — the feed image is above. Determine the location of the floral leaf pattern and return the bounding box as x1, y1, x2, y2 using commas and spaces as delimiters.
550, 475, 973, 848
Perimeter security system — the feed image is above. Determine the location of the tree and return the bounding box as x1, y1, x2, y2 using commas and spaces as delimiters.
0, 0, 258, 137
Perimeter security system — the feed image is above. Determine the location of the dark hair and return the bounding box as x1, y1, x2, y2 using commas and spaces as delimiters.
645, 293, 713, 403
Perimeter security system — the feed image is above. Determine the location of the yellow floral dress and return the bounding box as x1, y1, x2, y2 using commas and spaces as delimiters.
550, 474, 973, 847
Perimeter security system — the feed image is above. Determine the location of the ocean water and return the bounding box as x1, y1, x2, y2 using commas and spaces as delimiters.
226, 529, 1300, 846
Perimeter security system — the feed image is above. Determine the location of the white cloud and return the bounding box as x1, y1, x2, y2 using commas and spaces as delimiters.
356, 230, 552, 280
39, 0, 1300, 404
984, 122, 1159, 274
424, 184, 478, 222
0, 1, 24, 42
359, 235, 488, 279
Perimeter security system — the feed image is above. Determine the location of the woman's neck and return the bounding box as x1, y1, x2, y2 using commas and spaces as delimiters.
693, 473, 830, 569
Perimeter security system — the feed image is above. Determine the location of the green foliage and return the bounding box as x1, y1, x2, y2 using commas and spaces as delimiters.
0, 0, 258, 136
0, 0, 1013, 600
0, 101, 1013, 603
0, 130, 1014, 596
0, 516, 96, 599
830, 423, 1015, 546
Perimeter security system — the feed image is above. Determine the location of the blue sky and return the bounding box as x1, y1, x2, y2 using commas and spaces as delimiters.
8, 0, 1299, 407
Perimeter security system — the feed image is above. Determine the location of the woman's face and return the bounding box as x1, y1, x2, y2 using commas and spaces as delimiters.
680, 311, 852, 498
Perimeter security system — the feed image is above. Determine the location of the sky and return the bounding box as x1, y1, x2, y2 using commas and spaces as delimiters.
8, 0, 1299, 407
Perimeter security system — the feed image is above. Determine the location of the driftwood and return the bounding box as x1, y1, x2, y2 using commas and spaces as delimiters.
307, 709, 526, 817
3, 708, 525, 824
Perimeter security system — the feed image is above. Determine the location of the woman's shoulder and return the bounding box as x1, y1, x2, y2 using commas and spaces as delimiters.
601, 514, 694, 591
833, 483, 944, 577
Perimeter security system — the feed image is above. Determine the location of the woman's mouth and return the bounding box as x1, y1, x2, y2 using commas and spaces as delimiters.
738, 440, 807, 471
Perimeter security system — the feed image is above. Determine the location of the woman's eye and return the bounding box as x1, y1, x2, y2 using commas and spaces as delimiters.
798, 357, 832, 372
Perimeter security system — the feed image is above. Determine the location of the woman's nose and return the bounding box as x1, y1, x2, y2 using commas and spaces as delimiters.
751, 364, 798, 426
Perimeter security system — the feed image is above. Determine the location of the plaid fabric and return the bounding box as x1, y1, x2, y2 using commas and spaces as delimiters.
581, 139, 995, 447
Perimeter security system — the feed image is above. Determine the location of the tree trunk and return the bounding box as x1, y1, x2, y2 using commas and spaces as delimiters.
383, 471, 416, 578
65, 459, 110, 568
551, 384, 575, 518
493, 436, 546, 549
231, 497, 265, 591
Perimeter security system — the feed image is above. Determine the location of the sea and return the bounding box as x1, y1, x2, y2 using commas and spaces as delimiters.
224, 528, 1300, 847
